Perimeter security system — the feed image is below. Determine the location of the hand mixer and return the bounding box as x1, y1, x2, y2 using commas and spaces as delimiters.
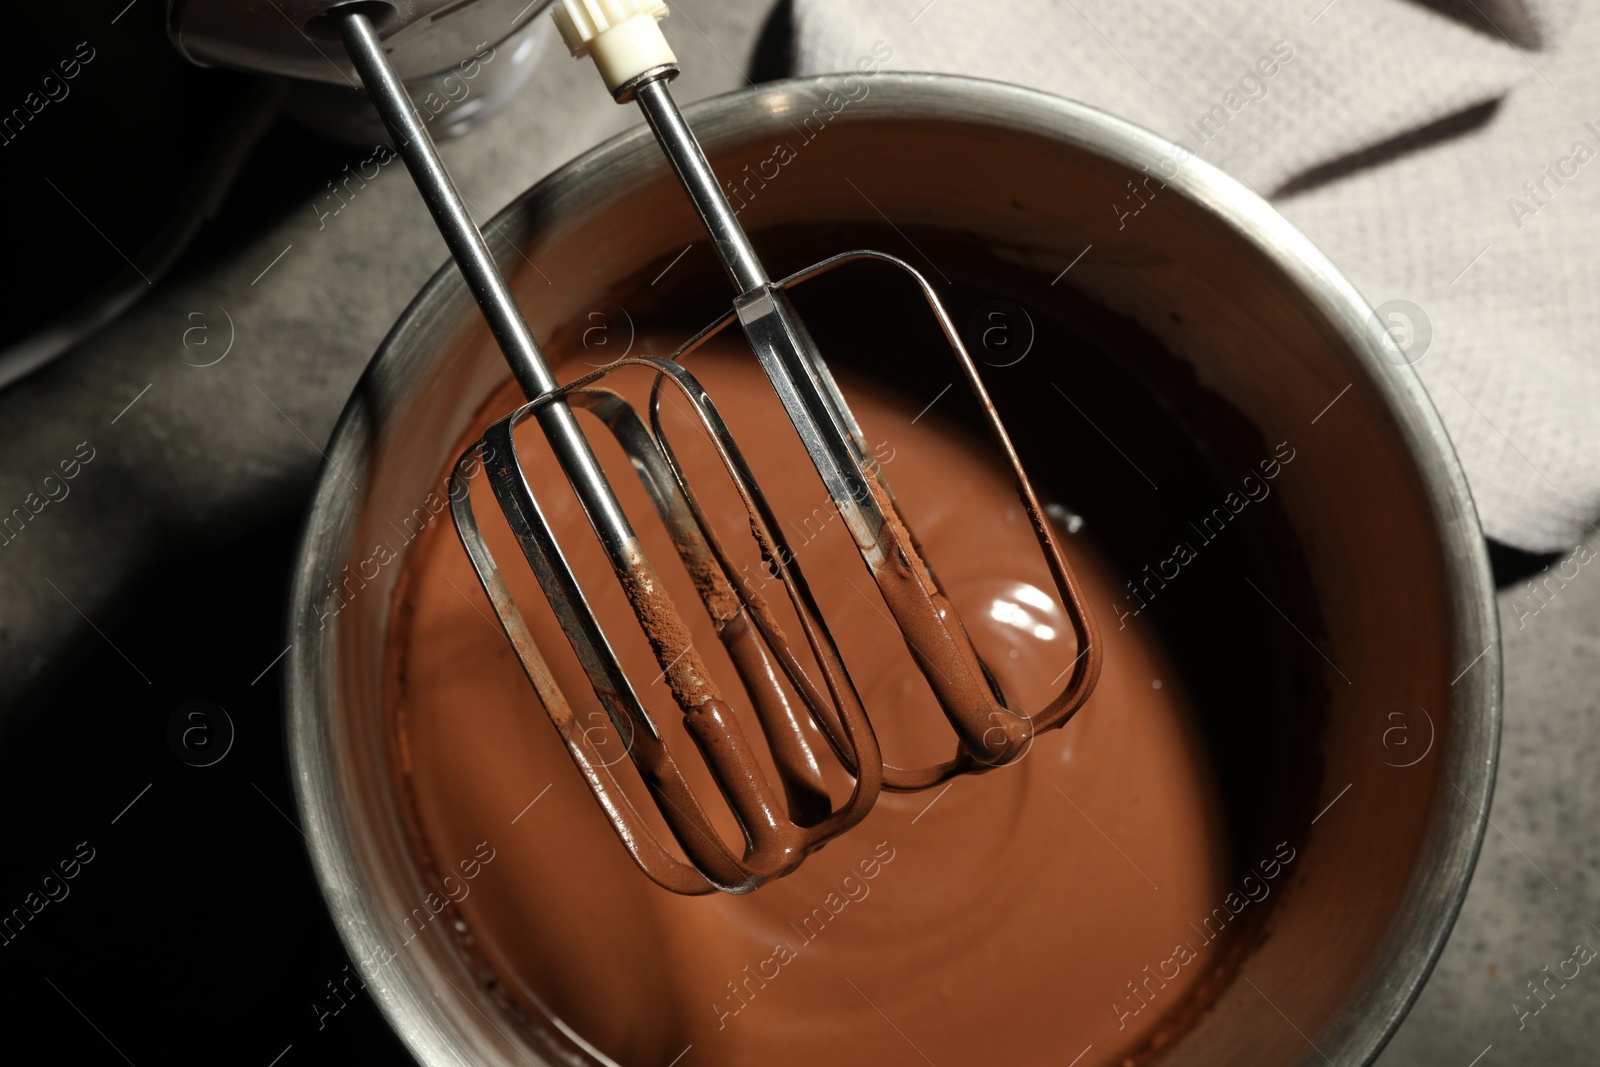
175, 0, 1101, 894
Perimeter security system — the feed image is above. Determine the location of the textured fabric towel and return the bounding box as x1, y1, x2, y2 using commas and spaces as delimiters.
792, 0, 1597, 553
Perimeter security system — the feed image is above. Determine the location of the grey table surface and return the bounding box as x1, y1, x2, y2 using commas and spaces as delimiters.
1, 1, 1594, 1064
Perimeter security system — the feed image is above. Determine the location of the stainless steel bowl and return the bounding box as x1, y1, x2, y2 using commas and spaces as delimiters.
286, 73, 1499, 1066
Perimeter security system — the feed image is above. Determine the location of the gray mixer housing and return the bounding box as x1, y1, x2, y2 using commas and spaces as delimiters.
168, 0, 550, 83
168, 0, 554, 141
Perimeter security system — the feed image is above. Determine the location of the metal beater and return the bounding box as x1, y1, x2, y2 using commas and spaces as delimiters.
318, 1, 1097, 894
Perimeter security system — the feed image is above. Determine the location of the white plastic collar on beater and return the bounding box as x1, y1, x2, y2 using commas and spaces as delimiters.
551, 0, 678, 94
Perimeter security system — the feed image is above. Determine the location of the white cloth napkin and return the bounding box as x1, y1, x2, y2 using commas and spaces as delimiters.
792, 0, 1597, 553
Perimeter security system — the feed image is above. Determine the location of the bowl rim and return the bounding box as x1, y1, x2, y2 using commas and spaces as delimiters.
286, 70, 1501, 1067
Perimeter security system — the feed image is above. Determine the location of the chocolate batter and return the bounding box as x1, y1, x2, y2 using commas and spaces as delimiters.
387, 331, 1234, 1066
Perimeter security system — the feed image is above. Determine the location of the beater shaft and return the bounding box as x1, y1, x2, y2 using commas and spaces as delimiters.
338, 9, 740, 860
336, 12, 636, 557
631, 78, 877, 526
622, 71, 1041, 772
338, 9, 734, 778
